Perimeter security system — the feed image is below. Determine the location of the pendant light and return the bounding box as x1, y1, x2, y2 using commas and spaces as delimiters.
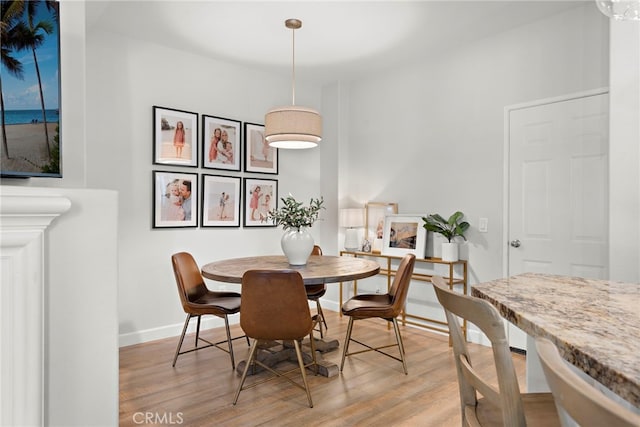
264, 19, 322, 149
596, 0, 640, 20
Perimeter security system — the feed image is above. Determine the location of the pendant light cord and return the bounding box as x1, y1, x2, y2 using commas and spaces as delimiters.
291, 25, 296, 106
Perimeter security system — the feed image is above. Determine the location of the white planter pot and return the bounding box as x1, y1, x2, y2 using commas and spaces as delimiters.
441, 242, 459, 262
281, 228, 314, 265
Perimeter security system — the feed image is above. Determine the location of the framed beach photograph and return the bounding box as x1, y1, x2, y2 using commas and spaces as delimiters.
1, 0, 61, 178
365, 202, 399, 240
382, 214, 426, 258
202, 115, 241, 171
153, 171, 198, 228
244, 122, 278, 174
201, 174, 241, 227
153, 106, 198, 167
243, 178, 277, 227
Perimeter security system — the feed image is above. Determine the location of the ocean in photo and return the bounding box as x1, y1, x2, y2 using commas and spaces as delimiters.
3, 109, 60, 125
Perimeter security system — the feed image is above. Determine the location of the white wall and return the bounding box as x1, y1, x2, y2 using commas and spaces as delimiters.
337, 4, 609, 289
609, 20, 640, 283
45, 188, 118, 426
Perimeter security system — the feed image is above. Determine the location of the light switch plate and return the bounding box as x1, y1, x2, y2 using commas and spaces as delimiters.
479, 218, 488, 233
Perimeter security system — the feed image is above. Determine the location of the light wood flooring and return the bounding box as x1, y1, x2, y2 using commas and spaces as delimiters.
120, 310, 526, 426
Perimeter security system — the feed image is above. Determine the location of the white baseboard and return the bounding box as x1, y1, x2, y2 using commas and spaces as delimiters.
119, 314, 239, 347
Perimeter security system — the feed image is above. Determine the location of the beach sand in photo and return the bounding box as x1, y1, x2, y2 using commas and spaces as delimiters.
1, 123, 58, 173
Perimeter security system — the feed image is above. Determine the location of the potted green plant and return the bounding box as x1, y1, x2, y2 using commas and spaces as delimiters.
267, 195, 324, 265
422, 211, 470, 261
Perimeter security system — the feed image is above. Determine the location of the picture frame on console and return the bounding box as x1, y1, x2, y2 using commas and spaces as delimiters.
152, 171, 198, 228
382, 214, 426, 258
153, 106, 198, 167
243, 177, 277, 227
202, 114, 241, 171
201, 174, 241, 227
365, 202, 398, 253
244, 122, 278, 174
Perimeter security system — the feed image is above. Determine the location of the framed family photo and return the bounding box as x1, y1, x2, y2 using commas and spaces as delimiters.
202, 115, 241, 171
201, 174, 241, 227
365, 202, 399, 240
153, 171, 198, 228
243, 178, 277, 227
153, 106, 198, 167
382, 214, 426, 258
244, 122, 278, 174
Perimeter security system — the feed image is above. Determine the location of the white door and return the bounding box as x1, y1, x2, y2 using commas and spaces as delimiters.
507, 92, 609, 349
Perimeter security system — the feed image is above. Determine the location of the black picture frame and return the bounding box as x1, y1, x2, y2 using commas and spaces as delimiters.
153, 106, 198, 167
243, 177, 277, 227
202, 114, 241, 171
152, 170, 198, 228
244, 122, 278, 174
201, 174, 241, 227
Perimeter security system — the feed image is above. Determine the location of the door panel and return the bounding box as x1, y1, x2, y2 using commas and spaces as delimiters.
507, 92, 609, 350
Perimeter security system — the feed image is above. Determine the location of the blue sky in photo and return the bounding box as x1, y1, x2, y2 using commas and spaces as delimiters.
1, 1, 60, 110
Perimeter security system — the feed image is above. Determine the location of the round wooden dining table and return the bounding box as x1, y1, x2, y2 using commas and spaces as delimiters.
201, 254, 381, 378
201, 254, 380, 285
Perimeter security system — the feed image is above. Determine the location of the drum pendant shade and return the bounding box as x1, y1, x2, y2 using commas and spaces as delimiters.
264, 19, 322, 149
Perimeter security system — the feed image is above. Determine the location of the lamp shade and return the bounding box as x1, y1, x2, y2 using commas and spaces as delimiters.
264, 106, 322, 149
339, 208, 364, 228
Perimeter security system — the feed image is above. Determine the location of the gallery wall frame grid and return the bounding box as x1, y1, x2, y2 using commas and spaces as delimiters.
201, 174, 242, 227
153, 106, 198, 167
243, 177, 278, 227
152, 170, 199, 228
202, 114, 242, 171
244, 122, 278, 174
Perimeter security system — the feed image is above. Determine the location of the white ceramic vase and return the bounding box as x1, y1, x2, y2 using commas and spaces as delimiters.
441, 242, 459, 262
281, 228, 314, 265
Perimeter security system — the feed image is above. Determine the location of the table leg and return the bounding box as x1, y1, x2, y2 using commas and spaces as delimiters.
235, 336, 341, 378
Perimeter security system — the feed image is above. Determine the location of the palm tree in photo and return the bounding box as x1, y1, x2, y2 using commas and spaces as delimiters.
23, 0, 55, 159
0, 0, 27, 159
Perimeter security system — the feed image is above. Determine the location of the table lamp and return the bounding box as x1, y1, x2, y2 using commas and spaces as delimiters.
340, 208, 364, 251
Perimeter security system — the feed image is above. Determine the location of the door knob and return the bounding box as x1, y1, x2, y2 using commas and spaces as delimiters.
510, 239, 521, 248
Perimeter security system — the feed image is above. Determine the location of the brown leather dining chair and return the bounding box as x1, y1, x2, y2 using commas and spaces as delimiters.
306, 245, 328, 337
233, 269, 318, 408
340, 253, 415, 374
171, 252, 248, 369
535, 337, 640, 427
431, 275, 560, 427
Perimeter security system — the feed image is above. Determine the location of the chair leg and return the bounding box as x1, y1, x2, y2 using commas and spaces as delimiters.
195, 315, 202, 346
223, 315, 236, 370
391, 318, 408, 375
172, 314, 192, 367
315, 299, 328, 338
233, 339, 259, 405
340, 317, 355, 371
293, 339, 313, 408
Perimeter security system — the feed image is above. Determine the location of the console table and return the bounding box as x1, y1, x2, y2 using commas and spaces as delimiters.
339, 251, 468, 341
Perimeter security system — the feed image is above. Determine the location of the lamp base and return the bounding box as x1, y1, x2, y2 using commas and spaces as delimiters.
344, 228, 360, 252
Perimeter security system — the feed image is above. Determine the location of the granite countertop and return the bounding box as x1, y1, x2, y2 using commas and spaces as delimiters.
472, 272, 639, 408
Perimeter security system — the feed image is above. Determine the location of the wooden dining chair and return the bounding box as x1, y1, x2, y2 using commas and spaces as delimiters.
171, 252, 248, 369
431, 276, 560, 427
535, 337, 640, 427
340, 253, 415, 374
233, 269, 318, 408
306, 245, 328, 337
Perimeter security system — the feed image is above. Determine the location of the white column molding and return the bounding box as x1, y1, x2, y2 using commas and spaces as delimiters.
0, 188, 71, 427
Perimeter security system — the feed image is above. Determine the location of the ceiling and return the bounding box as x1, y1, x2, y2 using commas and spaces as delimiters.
85, 1, 587, 84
